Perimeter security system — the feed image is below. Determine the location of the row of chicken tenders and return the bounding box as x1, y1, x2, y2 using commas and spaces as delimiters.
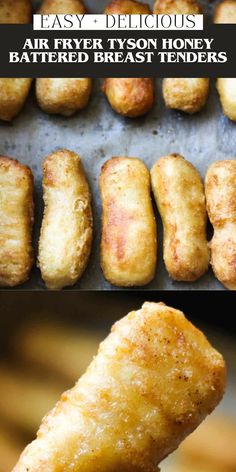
0, 150, 235, 290
0, 0, 236, 121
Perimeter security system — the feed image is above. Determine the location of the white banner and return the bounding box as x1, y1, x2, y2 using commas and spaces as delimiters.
33, 14, 203, 31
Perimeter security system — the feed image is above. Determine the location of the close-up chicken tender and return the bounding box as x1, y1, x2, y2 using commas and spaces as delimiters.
214, 0, 236, 121
0, 78, 33, 122
205, 160, 236, 290
38, 0, 86, 14
36, 0, 91, 117
38, 149, 93, 290
153, 0, 202, 14
12, 301, 226, 472
100, 157, 157, 287
103, 0, 155, 118
163, 78, 210, 115
151, 154, 209, 282
154, 0, 209, 114
0, 157, 34, 287
0, 0, 31, 23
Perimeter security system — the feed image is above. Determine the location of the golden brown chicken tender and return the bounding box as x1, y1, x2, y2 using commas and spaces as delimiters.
205, 160, 236, 290
0, 157, 34, 287
38, 0, 86, 14
0, 78, 32, 122
36, 78, 92, 117
0, 0, 32, 122
104, 0, 150, 14
102, 78, 155, 118
151, 154, 209, 281
36, 0, 91, 116
100, 157, 157, 287
214, 0, 236, 23
153, 0, 202, 14
38, 149, 93, 290
103, 0, 155, 118
214, 1, 236, 121
0, 0, 31, 23
163, 78, 210, 114
13, 301, 226, 472
154, 1, 209, 114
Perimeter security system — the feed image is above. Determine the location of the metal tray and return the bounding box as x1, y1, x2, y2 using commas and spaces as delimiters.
0, 0, 235, 290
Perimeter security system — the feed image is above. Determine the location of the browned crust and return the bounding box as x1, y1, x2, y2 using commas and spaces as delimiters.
0, 0, 32, 24
154, 0, 202, 14
38, 0, 86, 14
104, 0, 151, 14
214, 0, 236, 23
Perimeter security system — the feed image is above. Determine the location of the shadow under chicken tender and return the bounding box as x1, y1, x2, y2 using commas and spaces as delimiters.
0, 0, 31, 23
205, 159, 236, 290
100, 157, 157, 287
38, 149, 93, 290
0, 157, 34, 287
151, 154, 209, 282
12, 302, 225, 472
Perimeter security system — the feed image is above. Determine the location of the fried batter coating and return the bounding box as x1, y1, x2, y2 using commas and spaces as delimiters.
154, 1, 209, 114
100, 157, 157, 287
163, 78, 210, 114
0, 0, 31, 23
36, 0, 91, 117
153, 0, 202, 14
214, 0, 236, 23
104, 0, 151, 14
151, 154, 209, 281
205, 160, 236, 290
38, 149, 93, 290
0, 1, 32, 121
214, 1, 236, 121
103, 0, 154, 118
0, 78, 33, 122
36, 78, 92, 117
38, 0, 86, 14
0, 157, 34, 287
13, 302, 226, 472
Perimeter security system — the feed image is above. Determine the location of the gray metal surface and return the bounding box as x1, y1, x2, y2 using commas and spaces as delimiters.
0, 0, 235, 290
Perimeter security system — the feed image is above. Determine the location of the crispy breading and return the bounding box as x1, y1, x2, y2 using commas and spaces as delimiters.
0, 0, 31, 23
151, 154, 209, 281
100, 157, 157, 287
0, 157, 34, 287
104, 0, 150, 14
103, 0, 154, 118
36, 0, 91, 116
38, 149, 93, 290
38, 0, 86, 14
102, 78, 155, 118
0, 78, 32, 122
12, 302, 226, 472
214, 1, 236, 121
214, 0, 236, 23
205, 160, 236, 290
153, 0, 202, 14
163, 78, 209, 114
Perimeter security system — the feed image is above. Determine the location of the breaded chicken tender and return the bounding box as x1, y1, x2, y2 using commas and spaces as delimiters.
36, 0, 91, 117
0, 0, 31, 23
12, 302, 226, 472
154, 0, 209, 114
103, 0, 155, 118
151, 154, 209, 281
38, 149, 93, 290
100, 157, 157, 287
214, 1, 236, 121
38, 0, 86, 14
163, 78, 210, 114
205, 160, 236, 290
0, 1, 32, 121
153, 0, 202, 14
0, 157, 34, 287
0, 78, 33, 122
